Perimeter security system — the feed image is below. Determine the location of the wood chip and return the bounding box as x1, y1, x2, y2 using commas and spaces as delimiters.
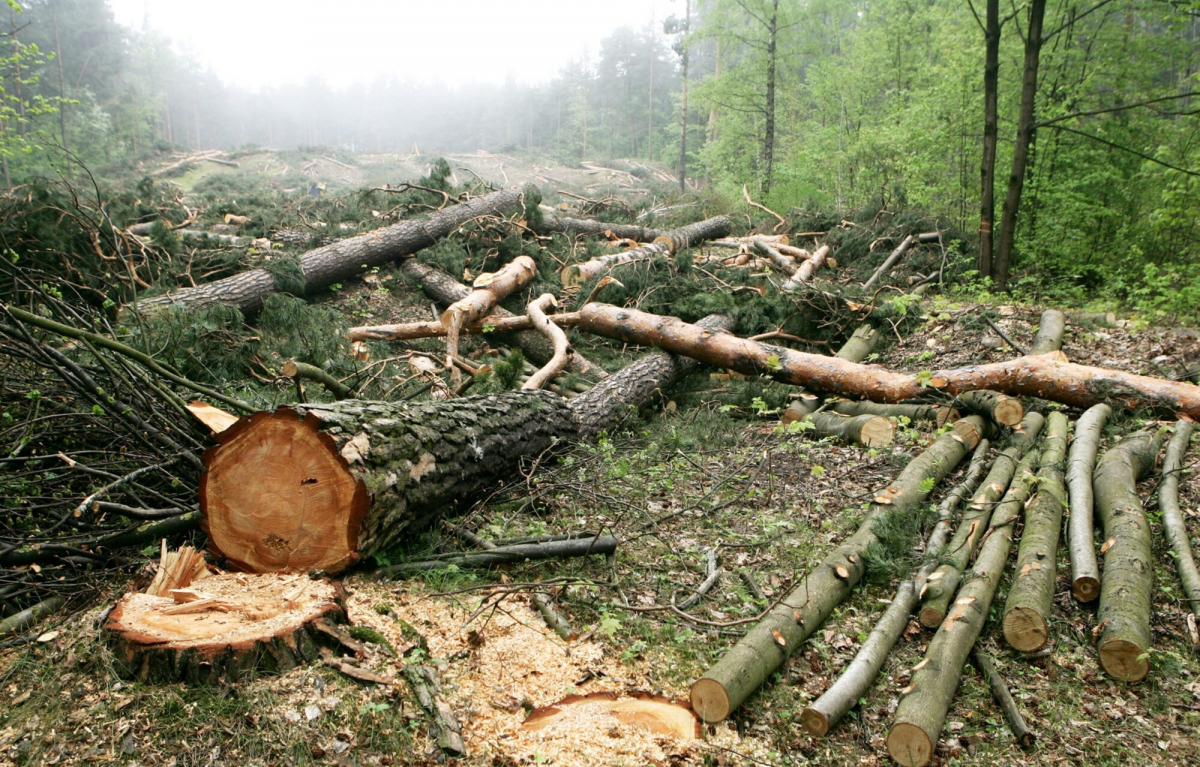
1100, 536, 1116, 554
771, 629, 787, 648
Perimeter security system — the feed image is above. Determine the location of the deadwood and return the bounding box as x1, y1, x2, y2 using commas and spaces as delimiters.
971, 649, 1037, 748
1067, 403, 1112, 602
560, 216, 732, 287
689, 417, 987, 723
1160, 422, 1200, 626
1096, 428, 1167, 682
375, 535, 617, 577
130, 184, 535, 316
782, 244, 832, 290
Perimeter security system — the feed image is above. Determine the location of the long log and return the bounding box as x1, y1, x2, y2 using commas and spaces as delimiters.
919, 413, 1045, 627
560, 216, 732, 287
886, 440, 1043, 767
689, 416, 987, 723
572, 305, 1200, 418
828, 401, 961, 426
376, 535, 618, 576
130, 184, 535, 316
537, 213, 666, 242
1160, 422, 1200, 627
1095, 428, 1167, 682
1066, 404, 1112, 601
801, 438, 991, 736
1003, 411, 1071, 652
347, 312, 582, 342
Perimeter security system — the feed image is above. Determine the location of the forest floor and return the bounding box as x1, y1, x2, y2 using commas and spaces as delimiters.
2, 150, 1199, 767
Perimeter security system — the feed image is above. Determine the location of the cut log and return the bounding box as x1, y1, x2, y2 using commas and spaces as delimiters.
782, 244, 832, 290
780, 324, 878, 424
572, 305, 1200, 418
523, 294, 570, 390
199, 392, 576, 574
522, 691, 700, 739
442, 255, 537, 385
560, 216, 732, 287
886, 445, 1040, 767
1160, 421, 1200, 631
801, 438, 992, 736
1029, 309, 1067, 355
971, 650, 1037, 748
1066, 404, 1112, 602
537, 213, 666, 243
375, 535, 617, 577
828, 401, 960, 426
954, 390, 1025, 428
130, 184, 534, 316
282, 360, 352, 400
186, 400, 241, 435
1095, 428, 1167, 682
1003, 411, 1070, 652
919, 413, 1045, 627
398, 259, 603, 378
800, 411, 895, 447
750, 237, 796, 275
348, 312, 581, 342
689, 417, 987, 723
103, 572, 346, 683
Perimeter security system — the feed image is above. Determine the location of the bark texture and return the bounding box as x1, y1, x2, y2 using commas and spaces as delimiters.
1096, 429, 1167, 682
1067, 404, 1111, 601
689, 417, 986, 723
1160, 422, 1200, 621
132, 184, 534, 316
537, 213, 666, 242
1029, 309, 1067, 355
560, 216, 732, 286
1003, 411, 1070, 652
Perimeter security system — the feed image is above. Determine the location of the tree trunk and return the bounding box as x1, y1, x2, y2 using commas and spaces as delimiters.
887, 445, 1042, 767
979, 0, 1000, 278
1095, 428, 1167, 682
1029, 308, 1066, 354
573, 305, 1200, 418
1067, 403, 1111, 601
919, 413, 1045, 627
560, 216, 732, 286
200, 391, 576, 574
828, 401, 960, 426
801, 439, 991, 737
993, 0, 1046, 290
131, 185, 534, 316
689, 417, 987, 723
1003, 411, 1070, 652
762, 0, 778, 193
679, 0, 690, 192
536, 213, 666, 243
1160, 422, 1200, 624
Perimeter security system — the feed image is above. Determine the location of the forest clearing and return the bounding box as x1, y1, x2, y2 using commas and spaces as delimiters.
2, 1, 1200, 766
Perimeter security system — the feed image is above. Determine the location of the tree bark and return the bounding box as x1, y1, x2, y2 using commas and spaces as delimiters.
919, 413, 1045, 627
828, 401, 960, 426
689, 417, 987, 723
979, 0, 1001, 279
887, 447, 1040, 767
573, 305, 1200, 418
801, 439, 991, 737
131, 184, 534, 316
536, 213, 666, 242
1029, 309, 1066, 354
560, 216, 732, 286
1067, 403, 1111, 601
1095, 428, 1167, 682
283, 360, 352, 400
1003, 411, 1070, 652
441, 255, 537, 386
348, 312, 582, 342
1160, 422, 1200, 625
780, 324, 877, 430
798, 411, 895, 447
763, 0, 778, 192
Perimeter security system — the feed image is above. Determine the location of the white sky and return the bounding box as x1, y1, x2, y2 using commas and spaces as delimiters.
108, 0, 672, 90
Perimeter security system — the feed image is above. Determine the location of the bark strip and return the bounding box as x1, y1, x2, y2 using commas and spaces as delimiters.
1067, 404, 1111, 601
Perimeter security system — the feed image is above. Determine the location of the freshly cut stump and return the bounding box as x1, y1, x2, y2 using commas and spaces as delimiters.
522, 692, 700, 739
104, 572, 345, 683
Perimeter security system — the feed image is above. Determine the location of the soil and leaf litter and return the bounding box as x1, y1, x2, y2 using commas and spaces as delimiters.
2, 155, 1200, 766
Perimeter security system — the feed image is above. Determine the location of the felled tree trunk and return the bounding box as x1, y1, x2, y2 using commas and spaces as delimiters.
1003, 411, 1070, 652
1029, 309, 1066, 355
1066, 403, 1111, 602
828, 401, 960, 426
200, 391, 576, 574
887, 444, 1042, 767
782, 244, 831, 288
573, 305, 1200, 418
954, 390, 1025, 428
560, 216, 732, 287
1095, 428, 1167, 682
1160, 422, 1200, 625
131, 184, 534, 316
537, 212, 666, 242
689, 417, 987, 723
801, 411, 895, 447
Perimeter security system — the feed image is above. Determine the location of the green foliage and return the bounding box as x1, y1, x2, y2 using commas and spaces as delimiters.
862, 502, 936, 584
263, 254, 306, 296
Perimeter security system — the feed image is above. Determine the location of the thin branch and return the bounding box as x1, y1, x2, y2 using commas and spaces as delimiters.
1044, 125, 1200, 176
1036, 92, 1200, 127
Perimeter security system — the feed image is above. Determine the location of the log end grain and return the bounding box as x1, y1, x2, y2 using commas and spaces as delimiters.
859, 415, 896, 447
993, 396, 1026, 427
1002, 606, 1049, 653
200, 408, 369, 575
950, 419, 984, 450
918, 606, 945, 630
689, 677, 731, 723
1072, 576, 1101, 603
1099, 637, 1149, 682
799, 707, 830, 737
886, 722, 935, 767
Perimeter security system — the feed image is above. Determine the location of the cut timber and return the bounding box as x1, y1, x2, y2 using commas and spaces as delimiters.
887, 446, 1039, 767
782, 244, 832, 290
537, 213, 666, 243
752, 237, 796, 274
348, 310, 582, 342
689, 417, 986, 723
955, 390, 1025, 428
523, 294, 570, 390
522, 691, 699, 739
801, 439, 992, 737
801, 411, 895, 447
186, 401, 240, 435
560, 216, 731, 287
1003, 412, 1070, 652
1160, 422, 1200, 630
200, 392, 575, 574
442, 255, 537, 385
1067, 404, 1112, 602
103, 572, 345, 683
781, 324, 878, 424
828, 401, 960, 427
1095, 429, 1167, 682
573, 305, 1200, 418
282, 360, 352, 400
920, 413, 1045, 628
130, 184, 533, 316
1029, 309, 1067, 355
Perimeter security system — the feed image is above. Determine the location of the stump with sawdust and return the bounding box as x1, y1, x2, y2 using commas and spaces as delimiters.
522, 691, 700, 739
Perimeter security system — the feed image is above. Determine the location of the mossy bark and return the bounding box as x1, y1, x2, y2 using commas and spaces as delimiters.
689, 417, 987, 723
1066, 403, 1111, 601
1095, 429, 1167, 682
1160, 422, 1200, 620
1003, 411, 1070, 652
